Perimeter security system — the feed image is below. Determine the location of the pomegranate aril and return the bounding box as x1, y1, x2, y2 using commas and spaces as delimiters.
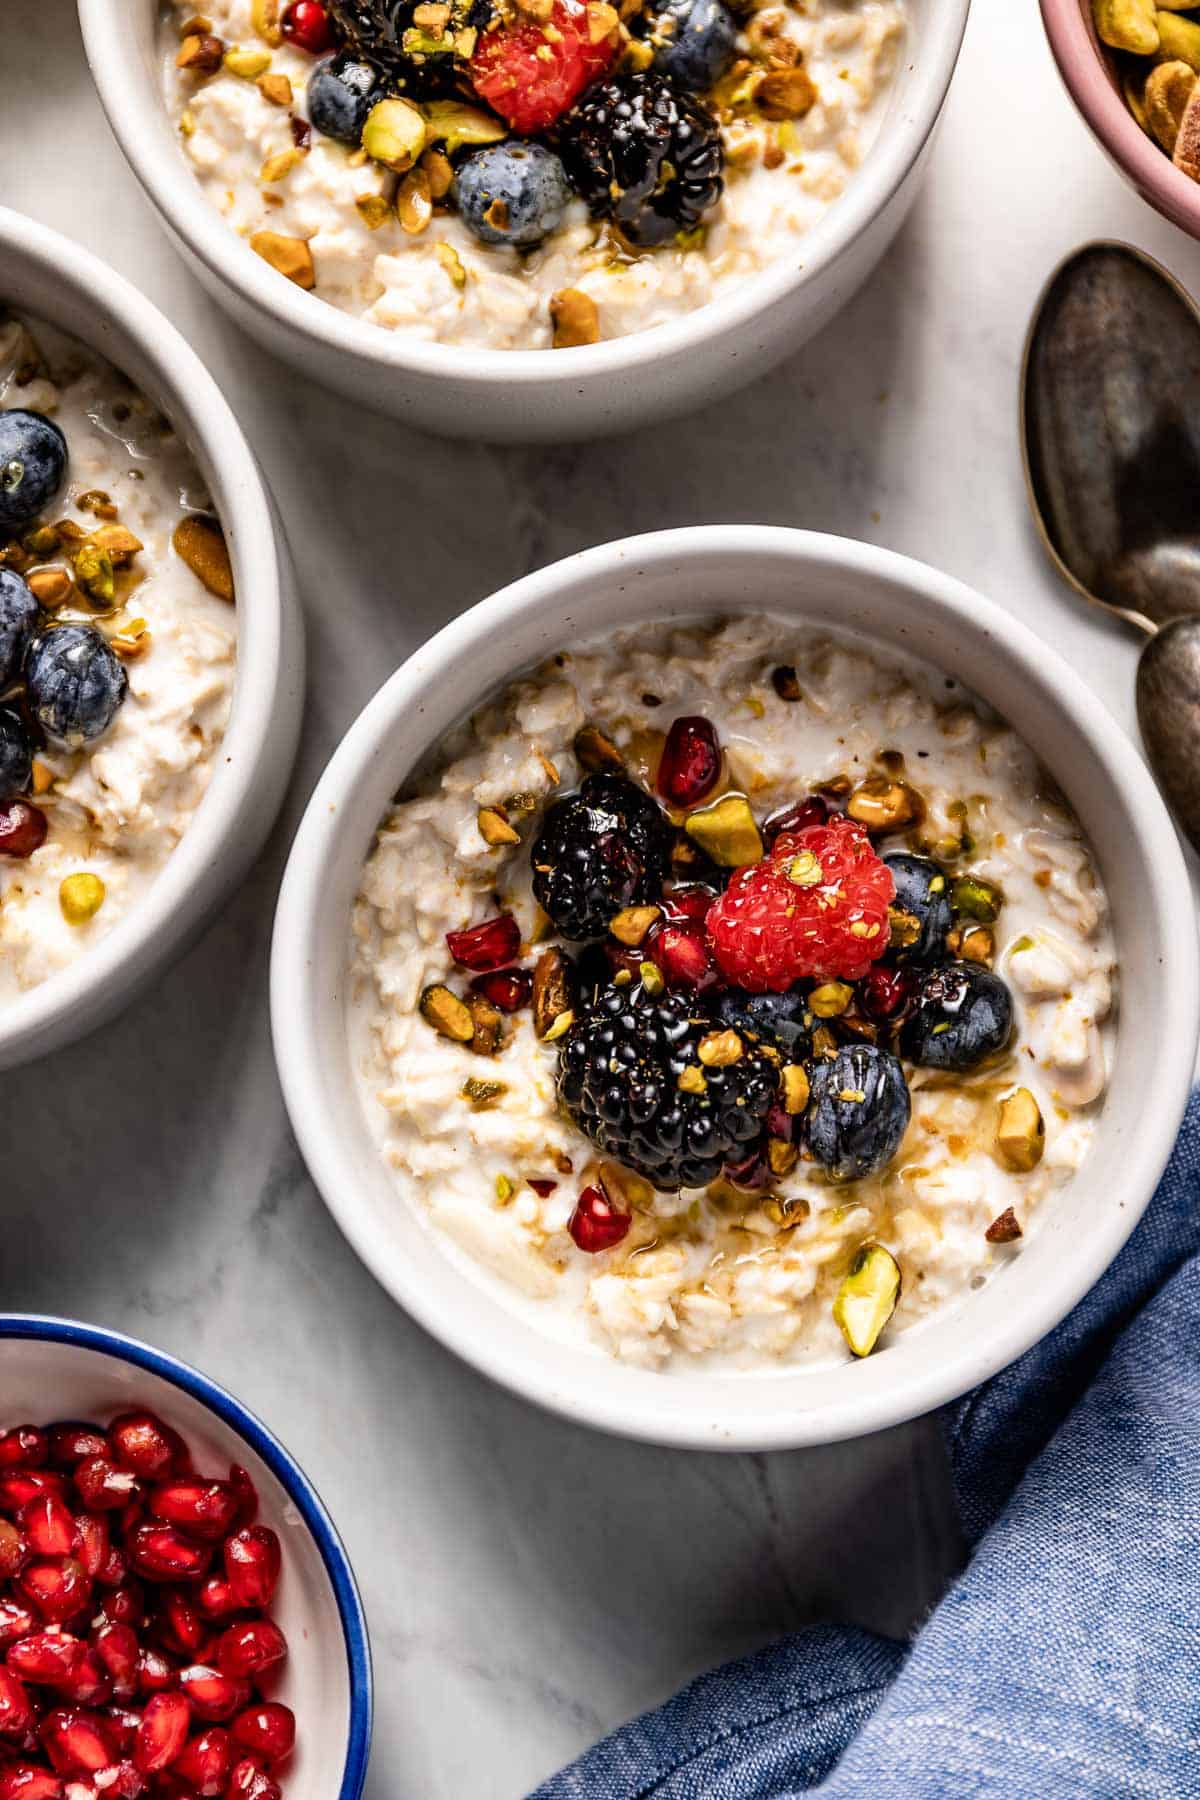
0, 1524, 27, 1581
19, 1559, 91, 1625
653, 922, 714, 991
221, 1532, 279, 1613
175, 1669, 247, 1725
226, 1470, 257, 1530
172, 1726, 231, 1796
46, 1433, 107, 1474
0, 803, 48, 860
92, 1625, 138, 1699
469, 968, 532, 1013
226, 1761, 281, 1800
859, 963, 916, 1021
93, 1544, 127, 1590
97, 1586, 143, 1632
526, 1178, 557, 1199
132, 1693, 189, 1775
99, 1764, 148, 1800
230, 1704, 293, 1767
127, 1528, 210, 1585
72, 1519, 108, 1587
101, 1710, 142, 1758
0, 1669, 34, 1737
214, 1623, 286, 1685
0, 1434, 48, 1474
152, 1589, 205, 1658
59, 1652, 111, 1710
280, 0, 333, 51
0, 1767, 64, 1799
19, 1497, 77, 1562
73, 1463, 137, 1516
8, 1634, 84, 1690
107, 1419, 183, 1486
0, 1475, 65, 1517
766, 1103, 794, 1143
762, 796, 829, 847
194, 1579, 237, 1623
147, 1483, 237, 1547
444, 913, 521, 973
657, 716, 721, 809
568, 1186, 630, 1254
658, 886, 717, 924
39, 1710, 116, 1775
134, 1651, 174, 1699
723, 1148, 769, 1189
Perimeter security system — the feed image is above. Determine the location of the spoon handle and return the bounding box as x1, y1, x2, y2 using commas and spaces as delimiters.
1136, 617, 1200, 856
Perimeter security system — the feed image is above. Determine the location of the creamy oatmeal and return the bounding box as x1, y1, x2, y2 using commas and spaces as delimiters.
161, 0, 906, 349
349, 618, 1117, 1371
0, 313, 236, 1000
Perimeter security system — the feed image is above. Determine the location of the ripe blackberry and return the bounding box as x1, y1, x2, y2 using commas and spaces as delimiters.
557, 984, 779, 1190
532, 773, 670, 941
329, 0, 494, 90
558, 72, 724, 248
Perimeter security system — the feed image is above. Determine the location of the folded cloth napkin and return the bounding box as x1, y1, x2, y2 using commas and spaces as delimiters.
533, 1090, 1200, 1800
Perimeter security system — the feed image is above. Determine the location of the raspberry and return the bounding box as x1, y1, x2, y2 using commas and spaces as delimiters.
469, 0, 618, 133
706, 818, 894, 992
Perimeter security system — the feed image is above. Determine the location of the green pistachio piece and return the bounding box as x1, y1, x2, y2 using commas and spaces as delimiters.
996, 1087, 1045, 1172
362, 98, 427, 172
422, 99, 507, 154
684, 794, 763, 867
833, 1243, 901, 1358
950, 875, 1004, 923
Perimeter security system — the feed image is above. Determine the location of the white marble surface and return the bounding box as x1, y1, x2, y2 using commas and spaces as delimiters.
3, 2, 1199, 1793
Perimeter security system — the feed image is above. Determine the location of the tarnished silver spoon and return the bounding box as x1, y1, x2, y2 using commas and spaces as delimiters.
1021, 240, 1200, 853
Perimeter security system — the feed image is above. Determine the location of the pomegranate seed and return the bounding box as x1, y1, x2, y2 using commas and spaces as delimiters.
601, 939, 647, 985
152, 1589, 205, 1659
46, 1434, 107, 1474
8, 1635, 85, 1690
101, 1711, 141, 1758
762, 796, 829, 847
99, 1764, 147, 1800
214, 1623, 286, 1685
147, 1484, 237, 1547
226, 1761, 281, 1800
657, 716, 721, 809
766, 1103, 794, 1143
859, 963, 917, 1021
132, 1693, 189, 1774
175, 1669, 247, 1725
0, 1434, 48, 1474
97, 1586, 143, 1632
93, 1545, 126, 1590
107, 1419, 182, 1485
73, 1519, 107, 1586
19, 1560, 91, 1625
444, 914, 521, 972
221, 1533, 278, 1613
172, 1726, 231, 1796
226, 1470, 257, 1530
59, 1651, 110, 1710
0, 1476, 65, 1517
0, 1669, 34, 1737
567, 1187, 630, 1254
127, 1528, 209, 1585
0, 803, 48, 860
0, 1524, 27, 1581
193, 1579, 237, 1623
0, 1601, 39, 1650
19, 1498, 76, 1562
39, 1710, 115, 1775
469, 968, 532, 1012
133, 1652, 174, 1699
723, 1148, 769, 1189
658, 886, 717, 924
280, 0, 333, 51
653, 922, 714, 991
230, 1704, 293, 1767
72, 1465, 137, 1516
0, 1768, 64, 1799
91, 1626, 138, 1700
526, 1178, 557, 1198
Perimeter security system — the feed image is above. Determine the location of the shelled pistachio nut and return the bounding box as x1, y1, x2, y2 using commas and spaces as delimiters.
833, 1243, 901, 1358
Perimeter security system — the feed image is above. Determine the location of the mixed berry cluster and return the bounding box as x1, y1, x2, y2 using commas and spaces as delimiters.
433, 703, 1017, 1256
0, 1410, 294, 1799
280, 0, 733, 254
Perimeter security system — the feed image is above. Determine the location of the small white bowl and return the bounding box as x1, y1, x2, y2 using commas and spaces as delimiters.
0, 207, 304, 1069
0, 1315, 371, 1798
79, 0, 969, 443
271, 526, 1199, 1451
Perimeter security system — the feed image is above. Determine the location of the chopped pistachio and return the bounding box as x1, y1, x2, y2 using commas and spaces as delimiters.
678, 1064, 707, 1095
478, 805, 520, 847
174, 515, 235, 601
782, 1064, 810, 1114
985, 1206, 1023, 1245
356, 194, 393, 230
436, 242, 468, 289
251, 0, 283, 43
250, 230, 316, 288
767, 1137, 798, 1176
758, 64, 818, 118
809, 981, 853, 1018
684, 794, 763, 867
542, 1008, 575, 1043
420, 983, 474, 1042
397, 167, 433, 234
91, 524, 143, 564
587, 0, 620, 37
26, 567, 72, 609
610, 904, 660, 946
30, 760, 54, 797
697, 1028, 744, 1068
639, 961, 665, 997
261, 147, 302, 183
786, 849, 823, 888
996, 1088, 1045, 1172
957, 924, 995, 965
888, 905, 921, 950
764, 1195, 810, 1230
422, 147, 455, 199
951, 875, 1004, 923
495, 1173, 515, 1204
24, 526, 60, 558
550, 288, 600, 348
846, 775, 923, 833
832, 1243, 901, 1358
59, 873, 105, 926
177, 32, 226, 72
422, 99, 505, 153
363, 98, 428, 170
574, 722, 625, 773
224, 45, 273, 77
468, 994, 503, 1056
72, 544, 115, 608
258, 71, 293, 105
461, 1076, 506, 1107
532, 947, 573, 1038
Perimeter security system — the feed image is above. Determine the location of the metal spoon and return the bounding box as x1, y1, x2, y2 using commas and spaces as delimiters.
1021, 240, 1200, 853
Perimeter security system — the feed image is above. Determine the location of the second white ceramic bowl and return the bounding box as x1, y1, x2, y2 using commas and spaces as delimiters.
270, 527, 1198, 1450
80, 0, 969, 442
0, 208, 304, 1069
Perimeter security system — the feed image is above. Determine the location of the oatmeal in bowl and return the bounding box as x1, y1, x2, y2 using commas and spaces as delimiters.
272, 530, 1195, 1448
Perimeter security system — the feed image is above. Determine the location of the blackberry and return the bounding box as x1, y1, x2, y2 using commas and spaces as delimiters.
532, 772, 670, 941
559, 72, 724, 248
329, 0, 494, 90
558, 984, 779, 1190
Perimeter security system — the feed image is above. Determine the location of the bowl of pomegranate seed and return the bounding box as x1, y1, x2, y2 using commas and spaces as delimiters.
272, 525, 1197, 1449
78, 0, 969, 440
0, 1316, 371, 1799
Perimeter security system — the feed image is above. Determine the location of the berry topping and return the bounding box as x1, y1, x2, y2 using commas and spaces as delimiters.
281, 0, 336, 52
445, 912, 521, 970
858, 962, 917, 1023
568, 1184, 631, 1253
455, 141, 573, 248
0, 708, 32, 805
899, 961, 1014, 1071
559, 72, 724, 248
804, 1044, 911, 1181
532, 772, 670, 941
882, 852, 953, 963
470, 967, 532, 1011
762, 793, 828, 848
0, 801, 47, 861
706, 818, 894, 992
469, 0, 618, 134
24, 626, 128, 749
711, 986, 812, 1059
0, 412, 67, 533
656, 714, 721, 809
306, 53, 381, 142
557, 983, 779, 1189
646, 0, 737, 91
652, 920, 715, 990
0, 570, 39, 690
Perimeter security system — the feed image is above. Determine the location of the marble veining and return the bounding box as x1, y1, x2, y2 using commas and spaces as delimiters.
2, 2, 1197, 1793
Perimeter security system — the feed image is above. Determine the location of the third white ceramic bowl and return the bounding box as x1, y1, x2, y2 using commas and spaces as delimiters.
270, 526, 1198, 1450
80, 0, 970, 442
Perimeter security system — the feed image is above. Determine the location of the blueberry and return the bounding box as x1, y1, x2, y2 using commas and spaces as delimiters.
883, 852, 953, 963
0, 568, 39, 688
454, 142, 572, 249
900, 961, 1014, 1072
0, 411, 68, 533
24, 625, 128, 749
805, 1044, 911, 1181
306, 54, 380, 144
0, 706, 32, 803
649, 0, 737, 91
712, 987, 811, 1060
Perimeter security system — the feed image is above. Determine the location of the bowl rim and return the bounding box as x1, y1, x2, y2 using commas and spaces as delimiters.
270, 524, 1199, 1451
0, 204, 297, 1063
0, 1312, 372, 1800
1040, 0, 1200, 228
78, 0, 971, 387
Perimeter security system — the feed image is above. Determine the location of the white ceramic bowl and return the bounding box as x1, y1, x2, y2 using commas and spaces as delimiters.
0, 207, 304, 1070
0, 1315, 371, 1797
80, 0, 969, 443
271, 526, 1199, 1450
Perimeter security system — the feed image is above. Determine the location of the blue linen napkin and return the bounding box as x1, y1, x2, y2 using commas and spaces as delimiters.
533, 1091, 1200, 1799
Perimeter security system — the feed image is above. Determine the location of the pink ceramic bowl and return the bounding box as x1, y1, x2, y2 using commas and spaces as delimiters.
1041, 0, 1200, 233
